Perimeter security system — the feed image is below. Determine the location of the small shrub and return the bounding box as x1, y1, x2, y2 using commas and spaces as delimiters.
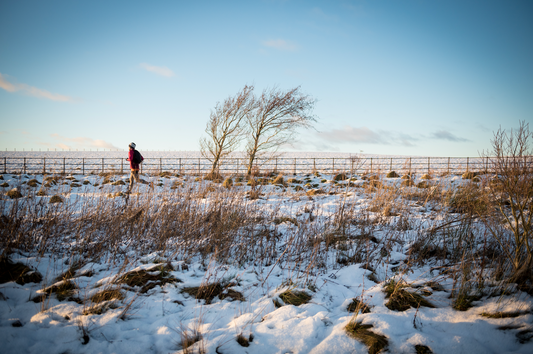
7, 189, 22, 199
82, 180, 91, 185
111, 180, 125, 186
49, 195, 64, 203
386, 171, 399, 178
70, 183, 82, 188
401, 174, 411, 180
0, 182, 9, 188
36, 188, 46, 196
421, 174, 431, 180
287, 178, 300, 184
279, 290, 311, 306
345, 321, 388, 354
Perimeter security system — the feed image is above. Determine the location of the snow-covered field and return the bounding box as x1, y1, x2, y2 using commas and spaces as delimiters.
1, 170, 532, 354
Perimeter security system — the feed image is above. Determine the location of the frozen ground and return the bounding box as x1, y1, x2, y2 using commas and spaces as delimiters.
0, 171, 532, 354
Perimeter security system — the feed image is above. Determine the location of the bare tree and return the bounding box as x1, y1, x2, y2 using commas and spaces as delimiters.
482, 121, 533, 286
200, 85, 254, 177
244, 86, 316, 175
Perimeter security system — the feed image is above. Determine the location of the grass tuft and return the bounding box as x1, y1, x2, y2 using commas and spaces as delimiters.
415, 344, 433, 354
345, 321, 388, 354
119, 264, 181, 294
347, 298, 371, 314
7, 189, 23, 199
279, 289, 311, 306
0, 258, 43, 285
236, 333, 249, 347
383, 280, 435, 311
49, 195, 64, 203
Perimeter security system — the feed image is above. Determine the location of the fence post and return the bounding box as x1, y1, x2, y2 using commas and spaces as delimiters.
179, 158, 182, 175
276, 158, 278, 173
294, 158, 296, 175
198, 158, 200, 176
63, 158, 66, 174
466, 157, 469, 173
120, 158, 122, 174
332, 158, 335, 172
101, 158, 104, 173
390, 158, 392, 172
43, 158, 46, 174
313, 158, 316, 173
23, 158, 26, 174
83, 158, 85, 175
427, 157, 430, 175
160, 158, 162, 173
370, 158, 373, 174
409, 157, 411, 175
447, 157, 450, 175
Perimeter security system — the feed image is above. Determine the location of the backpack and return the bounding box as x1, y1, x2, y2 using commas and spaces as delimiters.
133, 150, 143, 164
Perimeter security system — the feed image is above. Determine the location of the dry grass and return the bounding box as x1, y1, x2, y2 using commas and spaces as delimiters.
345, 321, 388, 354
279, 289, 312, 306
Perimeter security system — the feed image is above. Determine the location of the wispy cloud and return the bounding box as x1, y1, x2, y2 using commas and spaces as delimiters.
262, 39, 298, 52
139, 63, 175, 77
0, 73, 75, 102
431, 130, 470, 142
317, 125, 418, 147
50, 134, 120, 150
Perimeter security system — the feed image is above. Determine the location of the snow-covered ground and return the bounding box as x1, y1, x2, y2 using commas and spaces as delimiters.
1, 171, 532, 354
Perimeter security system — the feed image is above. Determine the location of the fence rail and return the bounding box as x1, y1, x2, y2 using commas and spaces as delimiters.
0, 156, 493, 176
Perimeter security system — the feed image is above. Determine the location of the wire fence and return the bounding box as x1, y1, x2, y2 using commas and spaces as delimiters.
0, 156, 492, 176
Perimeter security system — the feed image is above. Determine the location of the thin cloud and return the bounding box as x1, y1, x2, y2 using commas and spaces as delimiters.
431, 130, 470, 142
319, 126, 387, 144
139, 63, 175, 77
262, 39, 298, 52
50, 134, 120, 150
0, 73, 74, 102
317, 125, 418, 147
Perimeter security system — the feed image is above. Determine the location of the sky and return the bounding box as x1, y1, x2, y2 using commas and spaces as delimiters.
0, 0, 532, 156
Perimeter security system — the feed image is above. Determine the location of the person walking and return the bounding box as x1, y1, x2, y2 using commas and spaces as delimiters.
126, 142, 147, 193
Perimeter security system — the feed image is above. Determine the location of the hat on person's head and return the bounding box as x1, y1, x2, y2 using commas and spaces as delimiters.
129, 142, 136, 149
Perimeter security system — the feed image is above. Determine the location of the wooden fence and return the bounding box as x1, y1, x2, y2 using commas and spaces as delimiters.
0, 156, 491, 176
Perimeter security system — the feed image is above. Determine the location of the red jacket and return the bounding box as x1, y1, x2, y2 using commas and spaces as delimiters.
127, 149, 143, 170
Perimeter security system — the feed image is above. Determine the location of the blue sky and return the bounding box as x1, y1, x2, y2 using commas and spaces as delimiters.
0, 0, 531, 156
